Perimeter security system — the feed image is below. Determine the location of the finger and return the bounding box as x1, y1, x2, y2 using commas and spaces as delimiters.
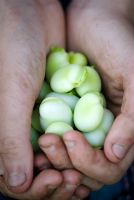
74, 185, 90, 199
34, 153, 52, 171
0, 136, 33, 193
50, 169, 82, 200
71, 197, 82, 200
0, 86, 35, 193
0, 169, 63, 200
39, 134, 73, 169
104, 79, 134, 162
82, 176, 103, 191
72, 176, 102, 199
29, 169, 63, 199
63, 131, 134, 184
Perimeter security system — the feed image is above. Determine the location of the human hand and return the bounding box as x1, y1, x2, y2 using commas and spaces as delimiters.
1, 159, 90, 200
35, 153, 91, 200
63, 131, 133, 186
67, 0, 134, 163
1, 153, 86, 200
39, 134, 103, 199
38, 131, 133, 193
0, 0, 65, 196
0, 169, 63, 200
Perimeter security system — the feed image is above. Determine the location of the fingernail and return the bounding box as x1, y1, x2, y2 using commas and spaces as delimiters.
112, 144, 127, 159
8, 172, 26, 187
47, 185, 57, 196
48, 185, 57, 190
65, 184, 76, 191
42, 144, 56, 153
64, 140, 76, 149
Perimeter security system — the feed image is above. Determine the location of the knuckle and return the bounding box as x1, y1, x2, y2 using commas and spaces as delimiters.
53, 158, 71, 170
89, 151, 102, 166
54, 162, 67, 170
62, 170, 82, 186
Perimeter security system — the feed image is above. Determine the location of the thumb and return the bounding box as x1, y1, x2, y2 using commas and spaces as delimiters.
0, 90, 34, 193
104, 79, 134, 163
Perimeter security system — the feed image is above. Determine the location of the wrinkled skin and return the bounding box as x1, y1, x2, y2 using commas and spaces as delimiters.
1, 0, 134, 199
39, 0, 134, 196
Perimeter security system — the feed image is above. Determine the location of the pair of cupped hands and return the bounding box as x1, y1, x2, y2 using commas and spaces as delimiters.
0, 0, 134, 199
